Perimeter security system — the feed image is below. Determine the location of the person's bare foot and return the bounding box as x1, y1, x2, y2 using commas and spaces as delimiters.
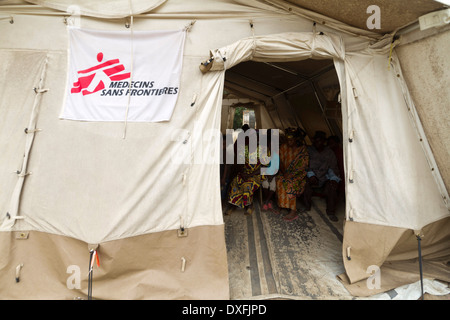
224, 206, 233, 215
283, 210, 298, 221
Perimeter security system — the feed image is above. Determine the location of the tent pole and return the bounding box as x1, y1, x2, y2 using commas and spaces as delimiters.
262, 102, 278, 129
310, 81, 335, 136
416, 234, 424, 300
271, 98, 286, 129
284, 94, 300, 128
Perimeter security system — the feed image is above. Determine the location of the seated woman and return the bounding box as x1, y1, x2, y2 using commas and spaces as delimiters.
261, 129, 280, 212
276, 128, 309, 221
225, 129, 264, 216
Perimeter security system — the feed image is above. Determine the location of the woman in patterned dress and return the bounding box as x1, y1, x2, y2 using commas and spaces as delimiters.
276, 128, 309, 221
226, 129, 266, 215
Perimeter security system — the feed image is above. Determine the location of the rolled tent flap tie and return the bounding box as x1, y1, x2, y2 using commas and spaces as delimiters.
199, 54, 226, 74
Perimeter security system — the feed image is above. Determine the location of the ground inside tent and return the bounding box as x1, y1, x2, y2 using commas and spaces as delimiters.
224, 193, 349, 299
223, 194, 450, 300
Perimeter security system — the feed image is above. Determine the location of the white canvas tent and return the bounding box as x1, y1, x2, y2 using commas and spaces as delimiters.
0, 0, 449, 300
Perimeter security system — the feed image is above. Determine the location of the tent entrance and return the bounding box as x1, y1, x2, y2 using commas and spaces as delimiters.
221, 60, 351, 299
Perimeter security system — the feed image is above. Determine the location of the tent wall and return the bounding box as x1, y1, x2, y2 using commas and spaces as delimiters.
0, 48, 230, 299
0, 226, 228, 299
395, 29, 450, 195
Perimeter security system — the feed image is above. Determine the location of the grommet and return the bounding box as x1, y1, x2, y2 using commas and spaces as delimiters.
178, 227, 188, 238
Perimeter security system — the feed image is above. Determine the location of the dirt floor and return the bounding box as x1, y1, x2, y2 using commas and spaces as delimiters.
223, 193, 450, 300
224, 193, 350, 300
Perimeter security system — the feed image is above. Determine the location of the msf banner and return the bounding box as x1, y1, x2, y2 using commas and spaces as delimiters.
61, 26, 186, 122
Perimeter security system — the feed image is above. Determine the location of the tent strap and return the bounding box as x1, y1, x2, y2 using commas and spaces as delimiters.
416, 232, 424, 300
87, 250, 94, 300
87, 244, 100, 300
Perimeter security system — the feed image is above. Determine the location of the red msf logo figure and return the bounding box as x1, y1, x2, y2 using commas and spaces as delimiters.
71, 52, 130, 95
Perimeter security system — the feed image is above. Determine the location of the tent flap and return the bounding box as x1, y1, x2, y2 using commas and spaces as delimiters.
203, 32, 345, 73
343, 53, 449, 230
